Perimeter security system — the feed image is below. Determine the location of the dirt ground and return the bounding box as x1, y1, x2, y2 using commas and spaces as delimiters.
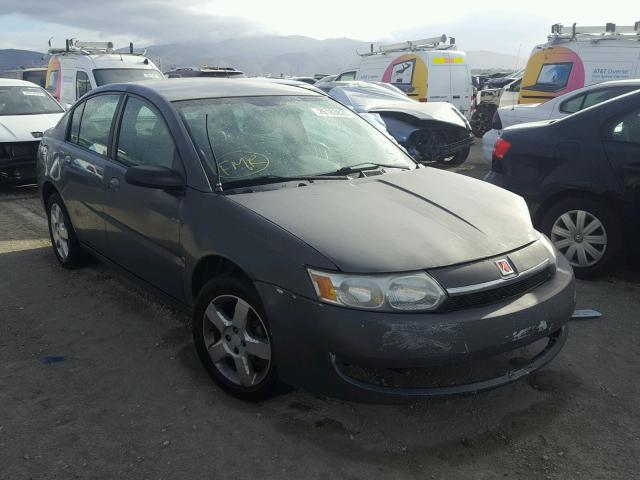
1, 144, 639, 479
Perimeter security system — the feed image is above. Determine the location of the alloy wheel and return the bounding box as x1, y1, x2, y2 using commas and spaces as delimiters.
202, 295, 271, 387
551, 209, 607, 268
50, 203, 69, 261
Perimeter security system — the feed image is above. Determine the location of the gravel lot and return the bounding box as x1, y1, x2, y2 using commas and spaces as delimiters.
1, 143, 639, 479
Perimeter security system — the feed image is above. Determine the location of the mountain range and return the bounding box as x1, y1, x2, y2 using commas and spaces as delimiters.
0, 36, 526, 75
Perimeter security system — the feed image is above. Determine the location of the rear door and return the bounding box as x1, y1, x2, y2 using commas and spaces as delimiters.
602, 105, 640, 223
450, 61, 472, 114
102, 94, 185, 300
428, 53, 452, 104
58, 93, 121, 253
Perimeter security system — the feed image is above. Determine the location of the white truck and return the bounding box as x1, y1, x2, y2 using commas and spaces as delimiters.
336, 36, 473, 115
45, 40, 164, 106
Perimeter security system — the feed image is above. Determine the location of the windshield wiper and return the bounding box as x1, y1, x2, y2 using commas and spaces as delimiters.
223, 174, 348, 189
320, 162, 412, 176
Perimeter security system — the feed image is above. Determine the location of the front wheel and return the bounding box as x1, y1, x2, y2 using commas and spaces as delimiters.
540, 196, 621, 278
193, 276, 279, 401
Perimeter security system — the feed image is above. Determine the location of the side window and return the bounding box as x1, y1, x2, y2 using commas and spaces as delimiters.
610, 109, 640, 144
560, 94, 584, 114
582, 87, 637, 110
76, 71, 92, 99
69, 102, 85, 144
337, 71, 356, 81
74, 94, 120, 155
116, 96, 176, 168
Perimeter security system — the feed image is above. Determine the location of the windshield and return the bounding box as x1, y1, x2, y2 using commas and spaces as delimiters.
0, 85, 63, 116
175, 95, 415, 185
93, 68, 164, 86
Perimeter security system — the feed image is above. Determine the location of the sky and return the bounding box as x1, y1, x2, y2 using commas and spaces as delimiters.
0, 0, 637, 56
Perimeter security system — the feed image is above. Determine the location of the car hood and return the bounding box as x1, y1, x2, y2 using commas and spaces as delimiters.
229, 168, 539, 273
366, 101, 467, 128
0, 113, 63, 142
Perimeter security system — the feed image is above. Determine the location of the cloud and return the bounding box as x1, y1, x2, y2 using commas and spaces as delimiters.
2, 0, 268, 47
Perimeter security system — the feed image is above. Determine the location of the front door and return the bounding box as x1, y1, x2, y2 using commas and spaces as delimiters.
102, 95, 186, 301
428, 53, 452, 104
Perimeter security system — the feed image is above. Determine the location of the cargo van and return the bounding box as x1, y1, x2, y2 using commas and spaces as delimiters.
45, 39, 164, 106
337, 36, 472, 114
519, 23, 640, 104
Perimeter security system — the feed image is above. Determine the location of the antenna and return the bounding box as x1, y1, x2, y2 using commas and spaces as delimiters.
510, 43, 522, 110
205, 114, 224, 193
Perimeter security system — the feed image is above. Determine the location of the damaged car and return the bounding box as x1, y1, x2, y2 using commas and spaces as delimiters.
38, 78, 575, 402
321, 81, 474, 167
0, 79, 64, 183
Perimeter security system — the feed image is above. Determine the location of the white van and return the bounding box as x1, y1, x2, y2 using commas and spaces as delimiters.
45, 40, 164, 106
519, 23, 640, 105
336, 36, 472, 114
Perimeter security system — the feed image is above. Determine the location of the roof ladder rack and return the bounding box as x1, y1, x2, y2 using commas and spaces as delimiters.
549, 23, 640, 42
358, 35, 453, 56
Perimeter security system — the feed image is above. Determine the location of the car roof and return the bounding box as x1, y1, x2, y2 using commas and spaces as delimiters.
0, 78, 43, 87
102, 78, 323, 102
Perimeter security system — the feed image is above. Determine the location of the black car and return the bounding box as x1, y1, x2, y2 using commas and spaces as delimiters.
485, 89, 640, 277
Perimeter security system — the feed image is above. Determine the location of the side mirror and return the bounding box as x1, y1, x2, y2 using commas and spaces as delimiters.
124, 165, 185, 192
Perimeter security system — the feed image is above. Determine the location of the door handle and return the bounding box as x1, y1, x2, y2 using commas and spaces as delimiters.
108, 177, 120, 192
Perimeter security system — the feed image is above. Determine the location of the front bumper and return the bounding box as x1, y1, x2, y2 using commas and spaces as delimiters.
257, 254, 575, 402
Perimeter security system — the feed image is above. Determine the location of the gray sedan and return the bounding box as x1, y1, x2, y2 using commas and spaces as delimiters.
37, 78, 575, 402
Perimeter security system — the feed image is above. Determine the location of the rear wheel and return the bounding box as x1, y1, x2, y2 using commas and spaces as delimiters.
540, 196, 621, 278
193, 276, 279, 401
46, 193, 86, 269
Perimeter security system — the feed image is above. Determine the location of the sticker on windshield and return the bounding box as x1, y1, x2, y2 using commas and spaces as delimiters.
311, 107, 352, 118
22, 89, 46, 96
218, 151, 270, 178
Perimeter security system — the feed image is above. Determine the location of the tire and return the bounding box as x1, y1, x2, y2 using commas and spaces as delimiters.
470, 105, 496, 138
193, 276, 279, 401
436, 147, 470, 168
540, 196, 621, 278
46, 193, 86, 269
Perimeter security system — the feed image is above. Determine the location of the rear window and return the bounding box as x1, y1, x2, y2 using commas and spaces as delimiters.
93, 68, 163, 86
23, 70, 47, 87
560, 86, 639, 114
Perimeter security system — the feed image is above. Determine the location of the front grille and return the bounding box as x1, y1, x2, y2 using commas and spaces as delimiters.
0, 141, 39, 162
441, 267, 553, 312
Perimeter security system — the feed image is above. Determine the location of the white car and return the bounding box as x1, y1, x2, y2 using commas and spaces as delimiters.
482, 79, 640, 161
0, 79, 64, 183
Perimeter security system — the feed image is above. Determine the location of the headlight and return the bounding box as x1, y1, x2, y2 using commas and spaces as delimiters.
307, 268, 446, 312
539, 234, 558, 266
